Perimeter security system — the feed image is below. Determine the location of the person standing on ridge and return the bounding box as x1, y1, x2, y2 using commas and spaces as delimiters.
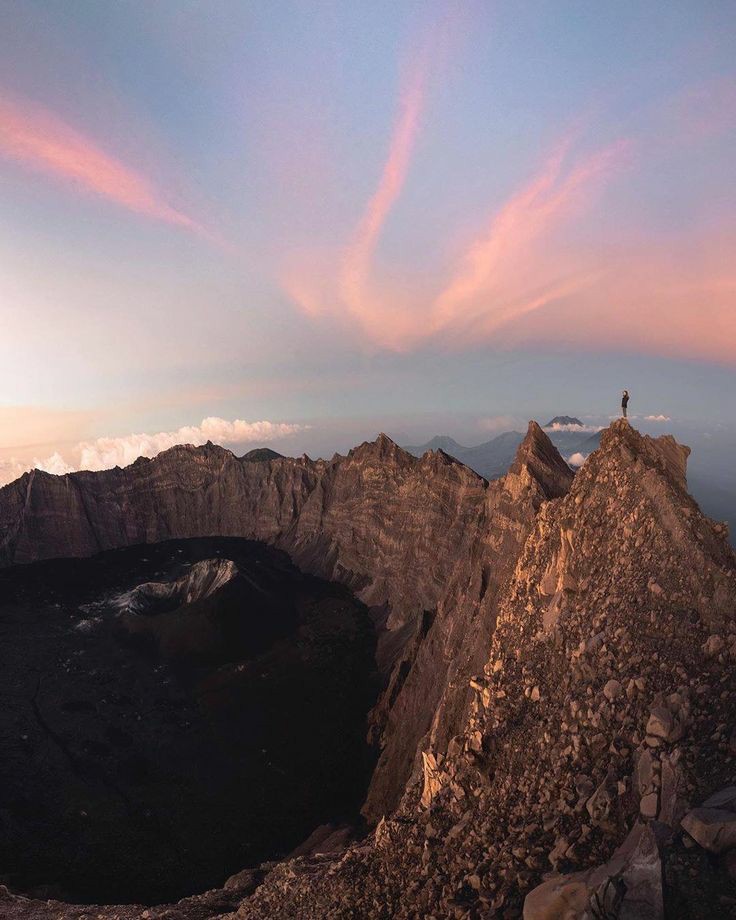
621, 389, 630, 419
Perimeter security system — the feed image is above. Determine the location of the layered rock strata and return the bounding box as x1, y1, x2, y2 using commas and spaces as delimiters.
0, 423, 573, 819
227, 420, 736, 918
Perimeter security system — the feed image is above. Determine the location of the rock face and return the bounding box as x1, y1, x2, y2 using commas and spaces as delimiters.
0, 423, 572, 820
3, 419, 736, 918
113, 557, 239, 614
221, 419, 734, 919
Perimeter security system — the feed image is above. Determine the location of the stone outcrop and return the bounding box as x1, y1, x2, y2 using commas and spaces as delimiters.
113, 557, 239, 614
523, 822, 663, 920
682, 788, 736, 854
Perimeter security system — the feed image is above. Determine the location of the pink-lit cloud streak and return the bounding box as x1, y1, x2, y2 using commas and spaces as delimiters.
429, 137, 631, 343
338, 58, 428, 330
500, 242, 736, 365
284, 118, 631, 351
281, 10, 639, 352
283, 59, 736, 364
0, 91, 204, 233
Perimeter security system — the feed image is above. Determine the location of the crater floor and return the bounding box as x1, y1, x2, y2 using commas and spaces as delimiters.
0, 538, 378, 905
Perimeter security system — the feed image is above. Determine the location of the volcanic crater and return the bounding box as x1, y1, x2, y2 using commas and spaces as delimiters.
0, 537, 378, 905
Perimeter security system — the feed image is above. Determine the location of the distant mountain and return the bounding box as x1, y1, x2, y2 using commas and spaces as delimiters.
545, 415, 584, 427
241, 447, 285, 462
462, 430, 525, 479
404, 425, 602, 479
404, 430, 524, 480
405, 435, 467, 455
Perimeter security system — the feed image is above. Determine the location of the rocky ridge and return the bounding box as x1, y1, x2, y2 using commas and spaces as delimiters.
0, 423, 571, 821
226, 420, 735, 918
2, 420, 735, 917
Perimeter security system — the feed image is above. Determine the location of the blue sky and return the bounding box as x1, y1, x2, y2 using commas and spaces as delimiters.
0, 1, 734, 476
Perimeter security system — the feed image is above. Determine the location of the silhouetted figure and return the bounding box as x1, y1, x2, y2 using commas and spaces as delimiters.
622, 390, 629, 419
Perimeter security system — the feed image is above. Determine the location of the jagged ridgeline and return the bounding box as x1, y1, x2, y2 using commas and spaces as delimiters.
0, 420, 735, 919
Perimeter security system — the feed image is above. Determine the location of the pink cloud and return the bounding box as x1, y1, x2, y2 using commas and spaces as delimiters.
283, 28, 442, 348
284, 129, 630, 351
0, 91, 203, 232
281, 54, 735, 364
429, 139, 630, 341
492, 236, 736, 364
339, 59, 428, 328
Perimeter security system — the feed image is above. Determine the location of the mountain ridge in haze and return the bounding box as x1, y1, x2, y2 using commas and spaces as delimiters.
404, 421, 602, 481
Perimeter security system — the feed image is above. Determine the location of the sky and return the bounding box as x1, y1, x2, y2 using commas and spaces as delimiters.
0, 0, 735, 481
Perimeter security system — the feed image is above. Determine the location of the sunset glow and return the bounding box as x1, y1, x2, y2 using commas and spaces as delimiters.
0, 1, 734, 473
0, 92, 201, 231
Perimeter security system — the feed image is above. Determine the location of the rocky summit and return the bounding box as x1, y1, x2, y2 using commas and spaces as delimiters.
1, 420, 735, 919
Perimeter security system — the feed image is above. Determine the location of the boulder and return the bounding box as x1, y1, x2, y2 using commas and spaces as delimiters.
585, 772, 617, 833
703, 634, 725, 657
640, 793, 658, 819
646, 707, 673, 739
523, 876, 592, 920
645, 706, 683, 743
658, 755, 685, 829
524, 823, 663, 920
681, 807, 736, 853
635, 750, 656, 798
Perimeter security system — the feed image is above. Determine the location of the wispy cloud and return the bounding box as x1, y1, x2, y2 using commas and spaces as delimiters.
0, 416, 305, 486
477, 414, 521, 433
338, 57, 429, 331
283, 21, 444, 347
429, 138, 630, 341
0, 91, 203, 232
507, 239, 736, 364
285, 128, 629, 350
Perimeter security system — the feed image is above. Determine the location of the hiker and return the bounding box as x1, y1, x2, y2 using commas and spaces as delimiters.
622, 390, 630, 419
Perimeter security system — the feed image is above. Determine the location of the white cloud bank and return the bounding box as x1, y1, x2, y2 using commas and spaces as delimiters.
644, 414, 671, 422
0, 417, 304, 486
544, 422, 603, 433
568, 452, 588, 467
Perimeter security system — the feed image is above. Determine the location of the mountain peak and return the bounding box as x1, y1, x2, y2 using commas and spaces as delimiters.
423, 435, 465, 453
545, 415, 584, 428
506, 420, 574, 500
348, 432, 411, 463
240, 447, 285, 463
601, 417, 690, 487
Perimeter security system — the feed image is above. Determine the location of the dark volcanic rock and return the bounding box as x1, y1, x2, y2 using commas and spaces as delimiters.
0, 539, 376, 906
